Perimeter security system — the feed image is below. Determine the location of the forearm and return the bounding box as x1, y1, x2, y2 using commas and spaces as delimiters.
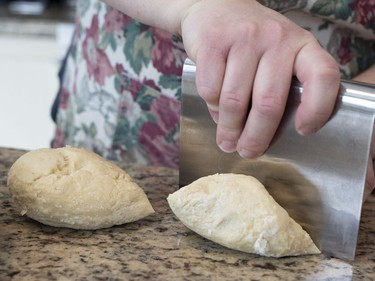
101, 0, 200, 35
353, 64, 375, 84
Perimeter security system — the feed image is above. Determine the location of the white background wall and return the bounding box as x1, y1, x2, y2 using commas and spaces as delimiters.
0, 24, 73, 150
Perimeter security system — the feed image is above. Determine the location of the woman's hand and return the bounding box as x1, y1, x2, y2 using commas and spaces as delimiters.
180, 0, 340, 158
101, 0, 340, 158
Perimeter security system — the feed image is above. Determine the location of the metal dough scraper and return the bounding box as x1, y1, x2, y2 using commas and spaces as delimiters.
179, 58, 375, 260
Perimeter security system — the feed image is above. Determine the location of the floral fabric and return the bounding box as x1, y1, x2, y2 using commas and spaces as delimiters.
53, 0, 375, 168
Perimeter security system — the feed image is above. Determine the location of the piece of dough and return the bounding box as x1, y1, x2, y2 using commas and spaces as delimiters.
167, 173, 320, 257
7, 146, 155, 229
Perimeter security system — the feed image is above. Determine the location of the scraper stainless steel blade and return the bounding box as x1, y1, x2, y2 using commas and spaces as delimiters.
179, 58, 375, 261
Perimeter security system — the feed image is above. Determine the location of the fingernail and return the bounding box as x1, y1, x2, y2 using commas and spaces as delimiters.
219, 141, 236, 153
297, 125, 317, 136
238, 148, 260, 159
211, 111, 218, 123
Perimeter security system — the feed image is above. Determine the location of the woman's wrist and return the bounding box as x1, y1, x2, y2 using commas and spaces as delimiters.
100, 0, 202, 35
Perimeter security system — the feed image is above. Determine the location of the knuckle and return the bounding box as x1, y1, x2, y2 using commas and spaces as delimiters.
217, 126, 241, 140
199, 31, 228, 56
299, 28, 316, 40
197, 84, 219, 103
317, 63, 340, 81
201, 43, 227, 57
237, 21, 259, 38
220, 90, 249, 113
253, 92, 284, 118
264, 20, 286, 39
263, 20, 298, 47
302, 45, 340, 82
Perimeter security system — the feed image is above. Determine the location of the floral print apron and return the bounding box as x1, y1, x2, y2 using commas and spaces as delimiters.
52, 0, 375, 168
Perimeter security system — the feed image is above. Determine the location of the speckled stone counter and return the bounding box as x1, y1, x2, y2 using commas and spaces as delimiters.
1, 148, 374, 280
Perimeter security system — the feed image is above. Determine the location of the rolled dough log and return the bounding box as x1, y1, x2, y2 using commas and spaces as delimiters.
167, 173, 320, 257
7, 146, 154, 229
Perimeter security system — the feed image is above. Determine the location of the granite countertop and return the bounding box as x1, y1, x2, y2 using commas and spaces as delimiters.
0, 147, 374, 280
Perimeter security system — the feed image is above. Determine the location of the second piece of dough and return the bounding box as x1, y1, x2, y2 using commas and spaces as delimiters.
167, 173, 320, 257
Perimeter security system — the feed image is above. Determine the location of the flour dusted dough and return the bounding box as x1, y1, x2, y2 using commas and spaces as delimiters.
7, 147, 154, 229
167, 173, 320, 257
